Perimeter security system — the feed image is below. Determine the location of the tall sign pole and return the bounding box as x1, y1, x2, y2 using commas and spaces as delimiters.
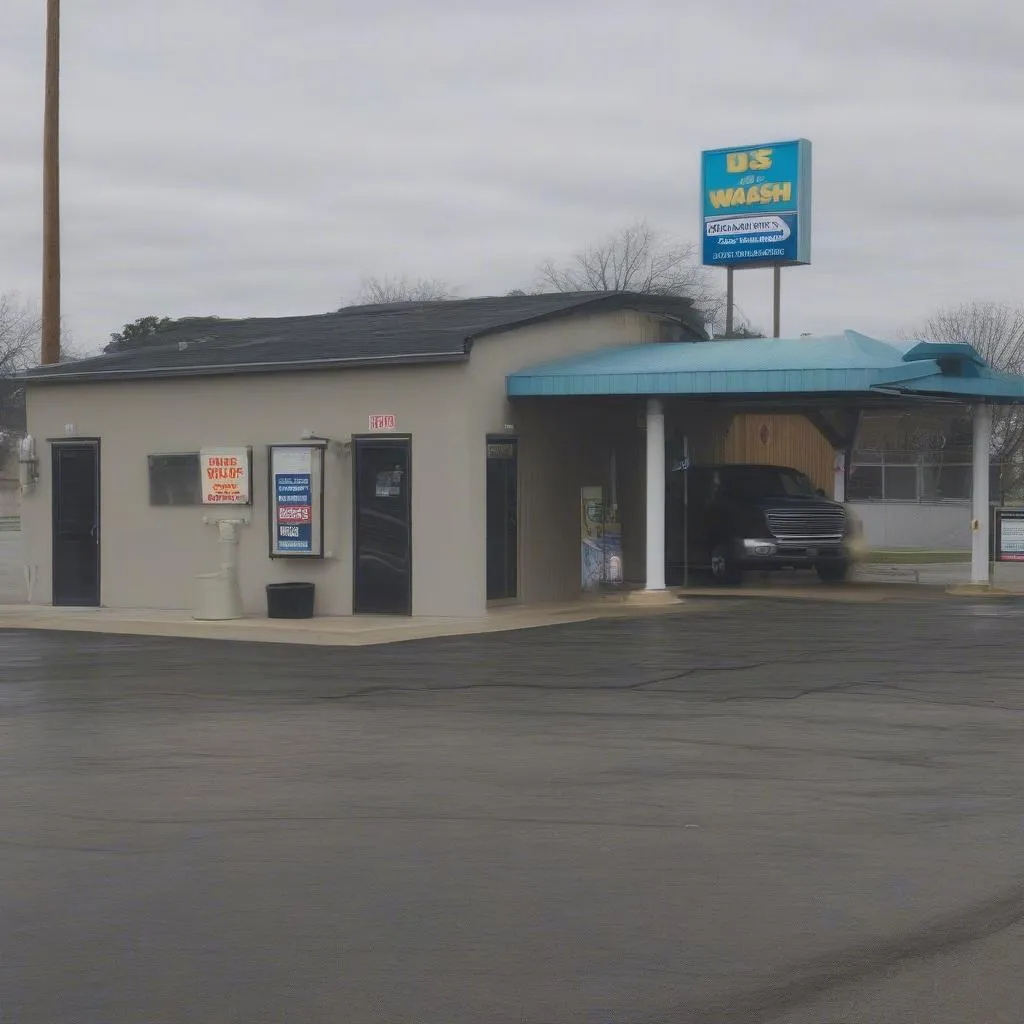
41, 0, 61, 365
700, 140, 812, 339
772, 265, 781, 337
724, 266, 734, 338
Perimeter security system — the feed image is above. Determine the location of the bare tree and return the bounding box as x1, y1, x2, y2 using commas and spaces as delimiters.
1, 293, 84, 443
347, 275, 459, 307
1, 293, 40, 448
1, 293, 39, 376
535, 219, 731, 326
906, 301, 1024, 494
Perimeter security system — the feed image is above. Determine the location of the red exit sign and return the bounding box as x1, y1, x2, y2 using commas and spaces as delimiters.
368, 414, 396, 432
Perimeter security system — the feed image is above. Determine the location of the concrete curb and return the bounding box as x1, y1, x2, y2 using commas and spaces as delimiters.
0, 597, 699, 648
944, 583, 1021, 598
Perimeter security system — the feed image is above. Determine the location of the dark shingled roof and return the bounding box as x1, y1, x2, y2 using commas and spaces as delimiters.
22, 292, 706, 385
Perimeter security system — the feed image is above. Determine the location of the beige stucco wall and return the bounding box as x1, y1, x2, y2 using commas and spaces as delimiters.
22, 362, 477, 615
471, 310, 673, 602
23, 307, 684, 615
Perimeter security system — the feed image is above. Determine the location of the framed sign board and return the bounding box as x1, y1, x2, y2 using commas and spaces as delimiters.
995, 507, 1024, 562
268, 444, 326, 558
199, 446, 252, 505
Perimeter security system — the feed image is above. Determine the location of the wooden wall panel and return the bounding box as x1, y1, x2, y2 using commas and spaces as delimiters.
711, 413, 835, 493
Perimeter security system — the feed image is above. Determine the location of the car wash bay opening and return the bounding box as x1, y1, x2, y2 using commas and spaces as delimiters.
507, 331, 1024, 593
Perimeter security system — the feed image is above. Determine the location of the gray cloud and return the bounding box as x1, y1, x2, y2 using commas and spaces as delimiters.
2, 0, 1022, 349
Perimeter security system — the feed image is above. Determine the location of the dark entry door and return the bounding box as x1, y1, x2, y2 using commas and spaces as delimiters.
52, 441, 100, 607
353, 438, 412, 614
486, 439, 518, 600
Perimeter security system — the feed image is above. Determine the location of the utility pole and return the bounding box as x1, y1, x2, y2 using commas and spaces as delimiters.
41, 0, 61, 364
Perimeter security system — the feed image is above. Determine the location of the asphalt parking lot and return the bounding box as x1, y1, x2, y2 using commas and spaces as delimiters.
2, 599, 1023, 1023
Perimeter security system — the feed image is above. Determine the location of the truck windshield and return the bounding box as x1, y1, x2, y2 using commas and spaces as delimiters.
721, 467, 818, 500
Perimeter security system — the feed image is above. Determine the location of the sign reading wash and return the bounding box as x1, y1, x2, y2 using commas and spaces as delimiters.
701, 139, 812, 267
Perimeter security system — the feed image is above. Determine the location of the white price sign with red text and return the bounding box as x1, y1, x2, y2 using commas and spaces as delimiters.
199, 447, 251, 504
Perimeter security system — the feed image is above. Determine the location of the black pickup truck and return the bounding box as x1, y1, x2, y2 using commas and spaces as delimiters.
666, 463, 856, 585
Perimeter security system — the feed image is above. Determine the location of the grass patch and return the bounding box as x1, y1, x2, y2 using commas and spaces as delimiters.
865, 549, 971, 564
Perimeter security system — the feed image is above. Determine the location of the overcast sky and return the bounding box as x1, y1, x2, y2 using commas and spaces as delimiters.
3, 0, 1022, 350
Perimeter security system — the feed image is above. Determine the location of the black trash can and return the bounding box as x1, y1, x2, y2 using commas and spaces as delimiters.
266, 582, 315, 619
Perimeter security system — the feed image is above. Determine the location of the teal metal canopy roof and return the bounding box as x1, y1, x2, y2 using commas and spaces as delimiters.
506, 330, 1024, 403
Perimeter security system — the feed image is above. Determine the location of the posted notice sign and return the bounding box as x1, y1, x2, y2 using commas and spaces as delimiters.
200, 447, 251, 504
269, 445, 323, 557
996, 507, 1024, 562
368, 414, 396, 432
275, 466, 313, 553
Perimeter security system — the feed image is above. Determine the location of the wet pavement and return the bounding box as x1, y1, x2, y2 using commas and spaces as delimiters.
2, 600, 1024, 1023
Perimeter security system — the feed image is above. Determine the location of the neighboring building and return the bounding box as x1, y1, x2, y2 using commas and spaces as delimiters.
19, 293, 707, 614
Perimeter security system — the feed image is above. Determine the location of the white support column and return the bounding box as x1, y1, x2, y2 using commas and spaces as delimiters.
971, 403, 993, 586
645, 397, 666, 591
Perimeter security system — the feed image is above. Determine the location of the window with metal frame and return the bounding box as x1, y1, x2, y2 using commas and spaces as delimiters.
148, 453, 202, 506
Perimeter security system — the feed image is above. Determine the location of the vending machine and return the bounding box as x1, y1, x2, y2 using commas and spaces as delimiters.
580, 486, 623, 591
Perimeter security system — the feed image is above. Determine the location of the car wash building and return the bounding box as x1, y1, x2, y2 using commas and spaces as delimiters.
17, 292, 1024, 617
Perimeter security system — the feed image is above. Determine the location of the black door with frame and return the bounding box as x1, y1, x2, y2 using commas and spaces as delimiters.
353, 437, 412, 614
486, 438, 518, 600
52, 441, 100, 607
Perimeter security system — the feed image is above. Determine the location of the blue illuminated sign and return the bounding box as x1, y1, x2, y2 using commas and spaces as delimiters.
275, 473, 312, 552
700, 139, 812, 268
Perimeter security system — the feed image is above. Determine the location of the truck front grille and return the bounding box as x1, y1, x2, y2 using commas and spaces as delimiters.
766, 507, 846, 540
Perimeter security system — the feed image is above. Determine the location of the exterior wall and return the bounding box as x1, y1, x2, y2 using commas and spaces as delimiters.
712, 413, 835, 493
848, 501, 970, 550
23, 363, 477, 615
504, 398, 647, 600
473, 310, 671, 603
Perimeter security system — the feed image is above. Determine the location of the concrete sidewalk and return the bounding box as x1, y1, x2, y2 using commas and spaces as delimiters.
4, 577, 1017, 646
0, 593, 696, 646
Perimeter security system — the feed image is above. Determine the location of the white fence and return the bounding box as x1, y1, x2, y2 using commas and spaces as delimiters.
848, 500, 971, 550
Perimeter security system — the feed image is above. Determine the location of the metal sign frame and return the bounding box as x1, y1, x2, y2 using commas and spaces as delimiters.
267, 443, 326, 559
995, 506, 1024, 562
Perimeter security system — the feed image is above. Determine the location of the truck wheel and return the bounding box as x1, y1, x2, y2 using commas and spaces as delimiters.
711, 544, 742, 585
816, 560, 850, 584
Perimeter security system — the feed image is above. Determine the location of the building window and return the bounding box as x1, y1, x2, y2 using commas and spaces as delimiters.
921, 461, 973, 501
847, 464, 883, 500
847, 455, 973, 502
848, 409, 976, 503
148, 453, 201, 506
884, 464, 919, 501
